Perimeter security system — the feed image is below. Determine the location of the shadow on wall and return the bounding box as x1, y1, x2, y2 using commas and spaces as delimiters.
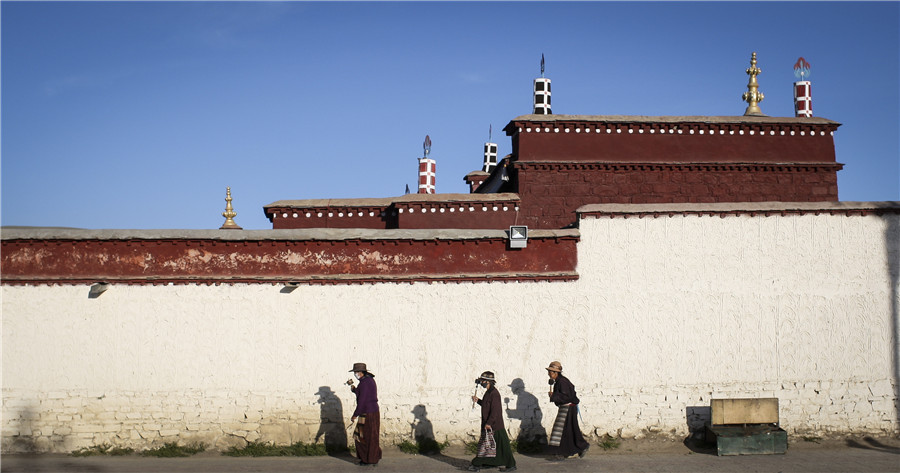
504, 378, 547, 452
683, 405, 716, 455
6, 407, 38, 454
314, 386, 350, 457
885, 212, 899, 431
1, 407, 106, 472
410, 404, 470, 470
410, 404, 434, 445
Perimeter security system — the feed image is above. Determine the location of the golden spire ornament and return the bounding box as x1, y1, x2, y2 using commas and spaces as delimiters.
219, 187, 243, 230
742, 52, 766, 116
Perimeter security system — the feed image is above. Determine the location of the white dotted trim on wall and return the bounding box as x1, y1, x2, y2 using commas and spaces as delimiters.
515, 123, 832, 138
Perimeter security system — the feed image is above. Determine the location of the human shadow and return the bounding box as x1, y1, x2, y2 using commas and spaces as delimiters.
3, 407, 104, 472
314, 386, 354, 463
411, 404, 435, 446
504, 378, 547, 456
682, 405, 716, 455
846, 436, 900, 455
411, 404, 471, 470
8, 407, 38, 454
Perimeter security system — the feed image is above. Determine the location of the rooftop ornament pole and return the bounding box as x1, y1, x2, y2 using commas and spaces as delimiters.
793, 57, 812, 118
483, 124, 498, 174
219, 186, 242, 230
418, 135, 436, 194
742, 52, 766, 116
534, 54, 551, 115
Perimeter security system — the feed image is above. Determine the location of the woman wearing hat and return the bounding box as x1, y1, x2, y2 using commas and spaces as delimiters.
469, 371, 517, 472
349, 362, 382, 467
546, 361, 590, 460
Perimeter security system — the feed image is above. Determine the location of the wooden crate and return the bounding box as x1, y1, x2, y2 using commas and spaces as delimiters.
707, 398, 787, 456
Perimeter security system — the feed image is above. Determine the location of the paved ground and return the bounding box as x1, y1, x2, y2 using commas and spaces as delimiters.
2, 437, 898, 473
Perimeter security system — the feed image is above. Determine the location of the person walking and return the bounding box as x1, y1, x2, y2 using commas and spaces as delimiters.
546, 361, 590, 460
349, 362, 382, 467
469, 371, 517, 472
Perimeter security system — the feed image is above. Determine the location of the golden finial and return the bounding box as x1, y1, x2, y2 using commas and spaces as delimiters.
219, 186, 242, 230
742, 52, 766, 116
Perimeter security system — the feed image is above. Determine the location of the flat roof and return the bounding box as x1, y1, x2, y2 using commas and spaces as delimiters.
506, 114, 840, 126
578, 201, 900, 215
265, 193, 519, 209
1, 227, 576, 241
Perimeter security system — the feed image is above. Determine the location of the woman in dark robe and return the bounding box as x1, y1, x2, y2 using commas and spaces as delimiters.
469, 371, 517, 472
546, 361, 590, 460
349, 362, 382, 467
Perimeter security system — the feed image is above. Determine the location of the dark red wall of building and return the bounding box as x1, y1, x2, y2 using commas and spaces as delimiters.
1, 229, 577, 285
513, 162, 841, 229
266, 196, 521, 230
504, 116, 843, 228
267, 207, 393, 230
511, 123, 838, 163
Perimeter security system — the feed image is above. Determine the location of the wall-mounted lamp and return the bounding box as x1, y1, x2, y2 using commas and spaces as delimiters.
281, 282, 301, 294
509, 225, 528, 249
89, 282, 109, 299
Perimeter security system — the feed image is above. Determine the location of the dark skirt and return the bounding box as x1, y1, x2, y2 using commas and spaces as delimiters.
354, 412, 382, 464
551, 406, 589, 457
472, 427, 516, 468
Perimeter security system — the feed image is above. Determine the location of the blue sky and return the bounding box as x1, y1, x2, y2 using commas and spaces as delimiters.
2, 1, 898, 230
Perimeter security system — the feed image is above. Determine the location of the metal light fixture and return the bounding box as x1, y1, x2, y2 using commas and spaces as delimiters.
509, 225, 528, 249
89, 282, 109, 299
281, 282, 301, 294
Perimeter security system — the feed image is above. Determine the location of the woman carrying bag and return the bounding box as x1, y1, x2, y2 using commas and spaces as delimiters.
469, 371, 516, 472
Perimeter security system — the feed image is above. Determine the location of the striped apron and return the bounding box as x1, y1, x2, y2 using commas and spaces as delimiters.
548, 404, 572, 447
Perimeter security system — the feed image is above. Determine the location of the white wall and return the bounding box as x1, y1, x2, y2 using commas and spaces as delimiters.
3, 211, 898, 452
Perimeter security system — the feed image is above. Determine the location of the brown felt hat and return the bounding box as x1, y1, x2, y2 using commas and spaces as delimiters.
349, 362, 373, 375
546, 361, 563, 373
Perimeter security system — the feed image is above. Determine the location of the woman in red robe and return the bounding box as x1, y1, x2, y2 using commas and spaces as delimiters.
349, 362, 382, 466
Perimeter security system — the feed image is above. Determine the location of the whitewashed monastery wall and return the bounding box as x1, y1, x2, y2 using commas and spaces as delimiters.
3, 209, 898, 452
